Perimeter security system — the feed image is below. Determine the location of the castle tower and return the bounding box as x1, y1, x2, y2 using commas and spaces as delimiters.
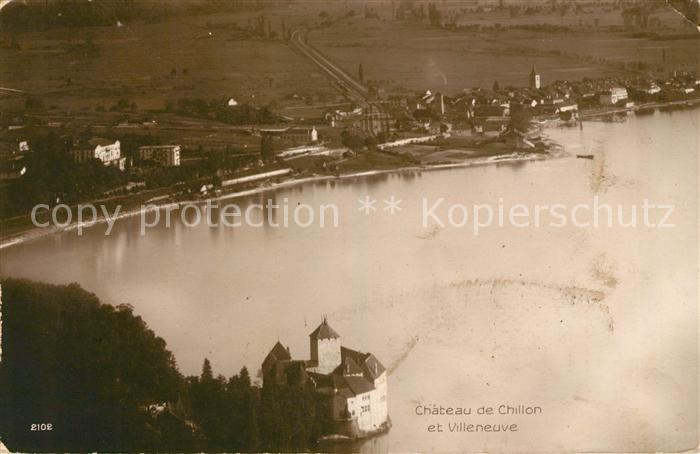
529, 65, 541, 90
309, 318, 341, 375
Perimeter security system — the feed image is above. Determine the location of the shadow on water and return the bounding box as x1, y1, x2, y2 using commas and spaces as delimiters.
362, 173, 391, 188
496, 159, 528, 171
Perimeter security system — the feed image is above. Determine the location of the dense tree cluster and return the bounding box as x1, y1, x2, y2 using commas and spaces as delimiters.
0, 279, 185, 451
341, 129, 366, 151
260, 134, 276, 163
187, 361, 260, 452
427, 2, 442, 28
393, 0, 426, 21
0, 279, 322, 452
258, 384, 322, 451
509, 107, 533, 133
621, 5, 651, 28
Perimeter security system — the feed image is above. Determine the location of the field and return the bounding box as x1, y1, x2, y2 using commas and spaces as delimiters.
0, 6, 339, 112
310, 1, 699, 92
1, 0, 698, 113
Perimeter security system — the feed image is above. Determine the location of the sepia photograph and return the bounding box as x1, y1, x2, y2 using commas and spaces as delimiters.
0, 0, 698, 452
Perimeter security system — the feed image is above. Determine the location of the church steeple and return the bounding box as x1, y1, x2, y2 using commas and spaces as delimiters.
529, 65, 541, 90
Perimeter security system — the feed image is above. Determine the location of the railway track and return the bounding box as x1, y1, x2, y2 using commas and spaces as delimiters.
289, 29, 394, 137
289, 29, 371, 109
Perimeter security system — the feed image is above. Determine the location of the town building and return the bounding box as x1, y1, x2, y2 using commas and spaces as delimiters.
416, 90, 435, 110
262, 319, 390, 440
556, 101, 579, 114
529, 65, 541, 90
71, 138, 125, 170
473, 117, 510, 137
424, 121, 451, 135
543, 95, 566, 105
261, 126, 318, 144
385, 94, 408, 110
473, 104, 510, 118
362, 105, 394, 135
450, 121, 474, 138
599, 87, 629, 106
138, 145, 181, 167
640, 82, 661, 95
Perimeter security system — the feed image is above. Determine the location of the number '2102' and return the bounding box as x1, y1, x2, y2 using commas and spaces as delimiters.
31, 423, 53, 431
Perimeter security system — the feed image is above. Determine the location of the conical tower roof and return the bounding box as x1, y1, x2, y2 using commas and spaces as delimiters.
309, 318, 340, 340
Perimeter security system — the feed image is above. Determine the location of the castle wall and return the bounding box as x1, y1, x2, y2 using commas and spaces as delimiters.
345, 374, 388, 435
371, 373, 388, 428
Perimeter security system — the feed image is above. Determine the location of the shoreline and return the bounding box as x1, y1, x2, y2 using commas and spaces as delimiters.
0, 148, 564, 251
579, 97, 700, 119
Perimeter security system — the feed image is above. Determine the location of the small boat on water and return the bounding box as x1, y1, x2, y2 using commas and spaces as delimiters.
576, 154, 594, 160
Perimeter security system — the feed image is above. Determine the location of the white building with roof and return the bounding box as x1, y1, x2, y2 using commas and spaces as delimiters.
599, 87, 628, 106
71, 138, 125, 170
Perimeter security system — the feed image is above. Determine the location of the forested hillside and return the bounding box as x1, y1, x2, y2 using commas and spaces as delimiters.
0, 279, 320, 452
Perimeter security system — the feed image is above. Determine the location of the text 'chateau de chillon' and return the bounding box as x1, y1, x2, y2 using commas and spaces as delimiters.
262, 319, 390, 440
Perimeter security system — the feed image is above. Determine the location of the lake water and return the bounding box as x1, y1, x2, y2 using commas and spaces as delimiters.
1, 109, 698, 451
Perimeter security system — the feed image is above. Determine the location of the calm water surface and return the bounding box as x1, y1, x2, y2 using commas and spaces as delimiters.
1, 110, 698, 451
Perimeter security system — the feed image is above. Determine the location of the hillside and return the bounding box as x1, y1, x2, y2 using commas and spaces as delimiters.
0, 278, 322, 452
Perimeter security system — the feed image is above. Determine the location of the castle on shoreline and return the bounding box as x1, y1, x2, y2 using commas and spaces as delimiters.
262, 318, 390, 440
